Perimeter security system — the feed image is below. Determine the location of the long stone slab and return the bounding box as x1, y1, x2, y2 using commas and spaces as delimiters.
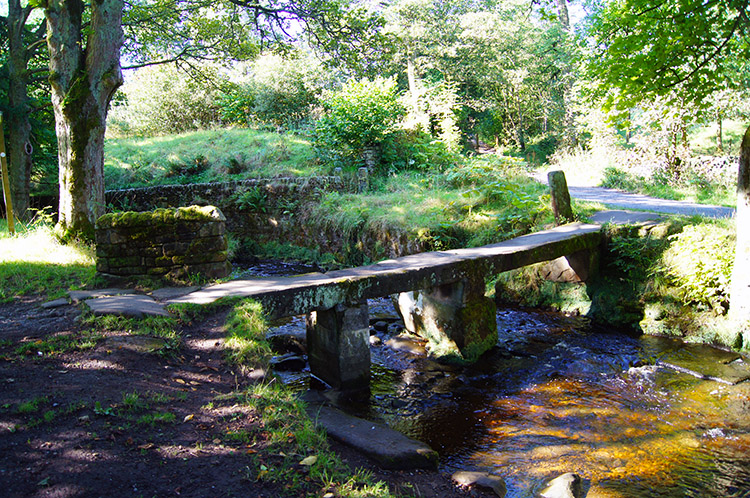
168, 223, 601, 318
307, 405, 438, 469
85, 294, 170, 318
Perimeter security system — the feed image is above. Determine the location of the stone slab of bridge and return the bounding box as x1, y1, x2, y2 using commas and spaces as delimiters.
170, 222, 602, 391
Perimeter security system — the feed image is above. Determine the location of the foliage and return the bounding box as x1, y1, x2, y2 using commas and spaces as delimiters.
219, 52, 328, 129
107, 64, 228, 137
661, 223, 735, 313
314, 77, 405, 166
585, 0, 750, 112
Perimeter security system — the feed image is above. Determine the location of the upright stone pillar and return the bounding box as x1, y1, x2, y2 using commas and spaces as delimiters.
306, 301, 370, 391
396, 279, 497, 362
548, 170, 574, 225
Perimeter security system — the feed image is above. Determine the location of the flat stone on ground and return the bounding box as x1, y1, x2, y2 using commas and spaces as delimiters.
85, 294, 169, 318
103, 335, 169, 353
69, 288, 136, 303
41, 298, 69, 309
307, 405, 438, 470
150, 286, 201, 301
589, 210, 662, 225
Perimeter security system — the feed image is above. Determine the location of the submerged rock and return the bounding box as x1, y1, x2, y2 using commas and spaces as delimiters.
271, 353, 306, 372
539, 472, 582, 498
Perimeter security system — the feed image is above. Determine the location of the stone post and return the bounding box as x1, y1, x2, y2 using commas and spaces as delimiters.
396, 278, 497, 362
357, 167, 369, 194
548, 170, 574, 225
306, 301, 371, 391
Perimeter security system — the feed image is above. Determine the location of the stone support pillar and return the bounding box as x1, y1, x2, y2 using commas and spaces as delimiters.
542, 248, 599, 283
306, 301, 370, 391
396, 279, 497, 362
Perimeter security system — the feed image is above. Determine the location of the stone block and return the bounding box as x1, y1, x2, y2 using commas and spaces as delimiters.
306, 302, 370, 391
397, 279, 497, 363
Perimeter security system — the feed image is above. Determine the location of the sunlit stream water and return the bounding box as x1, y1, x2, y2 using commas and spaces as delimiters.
237, 263, 750, 497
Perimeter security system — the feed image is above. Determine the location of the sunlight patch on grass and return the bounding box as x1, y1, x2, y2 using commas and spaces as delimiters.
0, 225, 97, 301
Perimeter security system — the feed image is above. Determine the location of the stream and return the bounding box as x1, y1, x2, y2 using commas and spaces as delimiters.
238, 262, 750, 497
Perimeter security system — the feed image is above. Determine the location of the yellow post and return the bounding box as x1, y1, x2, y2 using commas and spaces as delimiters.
0, 112, 16, 234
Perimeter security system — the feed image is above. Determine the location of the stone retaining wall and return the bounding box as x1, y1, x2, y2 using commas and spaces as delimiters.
95, 206, 230, 280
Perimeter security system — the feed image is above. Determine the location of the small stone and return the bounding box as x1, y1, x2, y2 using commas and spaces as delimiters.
271, 354, 306, 372
246, 369, 267, 383
452, 471, 507, 497
373, 320, 389, 333
387, 322, 404, 335
369, 335, 382, 346
539, 473, 582, 498
41, 298, 68, 309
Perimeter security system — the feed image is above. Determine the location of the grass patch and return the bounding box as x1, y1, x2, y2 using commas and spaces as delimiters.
223, 300, 272, 371
689, 119, 749, 155
104, 127, 324, 190
14, 331, 102, 357
0, 223, 98, 302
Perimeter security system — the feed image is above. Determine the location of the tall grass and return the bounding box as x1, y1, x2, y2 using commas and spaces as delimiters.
0, 222, 97, 302
104, 127, 324, 190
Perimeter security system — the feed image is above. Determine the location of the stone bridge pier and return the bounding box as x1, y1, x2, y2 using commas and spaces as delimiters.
396, 278, 497, 362
306, 302, 370, 391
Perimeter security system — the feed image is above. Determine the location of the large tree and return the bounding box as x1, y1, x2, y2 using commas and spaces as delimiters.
586, 0, 750, 337
28, 0, 382, 240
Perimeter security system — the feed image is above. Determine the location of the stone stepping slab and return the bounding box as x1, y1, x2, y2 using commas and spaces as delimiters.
68, 288, 136, 303
307, 405, 438, 470
84, 294, 169, 318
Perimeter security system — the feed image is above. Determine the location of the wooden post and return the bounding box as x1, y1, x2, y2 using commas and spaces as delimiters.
548, 170, 573, 225
0, 112, 16, 234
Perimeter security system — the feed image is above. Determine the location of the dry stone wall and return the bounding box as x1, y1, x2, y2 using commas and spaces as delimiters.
95, 206, 230, 280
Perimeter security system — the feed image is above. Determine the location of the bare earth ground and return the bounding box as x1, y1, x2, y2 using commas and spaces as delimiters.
0, 298, 486, 498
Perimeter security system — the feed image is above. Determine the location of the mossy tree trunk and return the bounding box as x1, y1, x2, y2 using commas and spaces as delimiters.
730, 124, 750, 334
44, 0, 123, 240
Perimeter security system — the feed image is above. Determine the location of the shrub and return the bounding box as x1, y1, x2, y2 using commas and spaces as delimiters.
661, 223, 734, 313
314, 77, 405, 168
107, 64, 226, 137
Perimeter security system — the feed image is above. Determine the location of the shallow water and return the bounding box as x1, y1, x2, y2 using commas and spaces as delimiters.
255, 262, 750, 497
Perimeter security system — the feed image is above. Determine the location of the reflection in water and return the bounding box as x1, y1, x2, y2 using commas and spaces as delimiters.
270, 295, 750, 498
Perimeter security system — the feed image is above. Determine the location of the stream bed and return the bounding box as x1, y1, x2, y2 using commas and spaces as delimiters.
241, 263, 750, 497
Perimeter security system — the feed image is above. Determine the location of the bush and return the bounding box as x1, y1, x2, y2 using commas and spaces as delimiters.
314, 77, 405, 168
107, 64, 226, 137
219, 53, 326, 129
661, 223, 734, 313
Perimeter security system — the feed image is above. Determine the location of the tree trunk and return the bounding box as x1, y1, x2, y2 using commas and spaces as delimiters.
517, 107, 525, 152
556, 0, 570, 30
44, 0, 123, 240
730, 124, 750, 338
717, 113, 723, 152
6, 0, 34, 220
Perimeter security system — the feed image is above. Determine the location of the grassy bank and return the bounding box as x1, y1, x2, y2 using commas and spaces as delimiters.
104, 128, 324, 190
